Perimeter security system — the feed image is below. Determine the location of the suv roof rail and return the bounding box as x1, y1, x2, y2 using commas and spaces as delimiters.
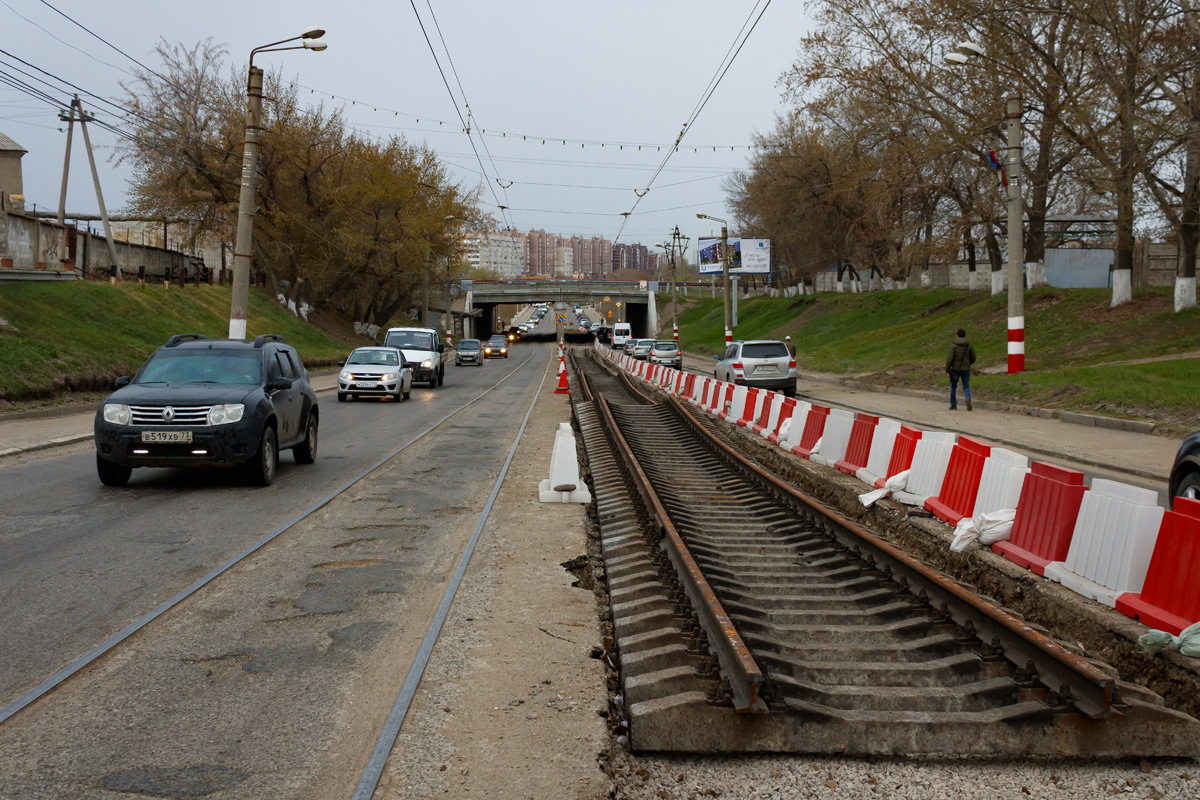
164, 333, 208, 347
253, 334, 284, 348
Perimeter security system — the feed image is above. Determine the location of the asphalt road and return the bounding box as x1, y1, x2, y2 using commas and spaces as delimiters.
0, 336, 549, 713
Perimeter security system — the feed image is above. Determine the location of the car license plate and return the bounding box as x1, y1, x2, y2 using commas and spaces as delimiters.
757, 365, 778, 374
355, 382, 378, 389
141, 430, 192, 443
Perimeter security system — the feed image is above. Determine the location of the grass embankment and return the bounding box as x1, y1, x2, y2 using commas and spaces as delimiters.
668, 286, 1200, 428
0, 282, 356, 402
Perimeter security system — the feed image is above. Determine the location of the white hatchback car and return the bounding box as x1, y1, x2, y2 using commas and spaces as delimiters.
338, 347, 413, 402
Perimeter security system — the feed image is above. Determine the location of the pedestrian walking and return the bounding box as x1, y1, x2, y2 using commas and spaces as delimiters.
945, 328, 977, 411
785, 335, 796, 359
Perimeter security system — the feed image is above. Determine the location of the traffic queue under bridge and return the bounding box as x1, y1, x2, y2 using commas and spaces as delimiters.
462, 279, 660, 342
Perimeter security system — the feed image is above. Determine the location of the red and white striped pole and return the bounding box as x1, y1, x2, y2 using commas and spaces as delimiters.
673, 322, 678, 342
1007, 315, 1024, 374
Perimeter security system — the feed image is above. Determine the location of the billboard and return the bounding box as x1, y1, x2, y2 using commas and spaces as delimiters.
697, 237, 770, 275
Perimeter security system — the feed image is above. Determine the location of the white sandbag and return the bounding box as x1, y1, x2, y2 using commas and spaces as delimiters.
950, 508, 1017, 553
776, 416, 792, 441
1138, 621, 1200, 658
859, 469, 910, 508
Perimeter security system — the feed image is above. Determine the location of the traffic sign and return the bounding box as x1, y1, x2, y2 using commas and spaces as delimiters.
607, 310, 612, 318
556, 314, 566, 325
615, 302, 622, 307
603, 295, 610, 302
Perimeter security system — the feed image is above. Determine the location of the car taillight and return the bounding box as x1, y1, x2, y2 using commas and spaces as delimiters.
788, 360, 796, 368
732, 362, 744, 370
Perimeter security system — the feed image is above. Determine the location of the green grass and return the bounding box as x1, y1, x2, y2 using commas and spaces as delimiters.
666, 286, 1200, 425
0, 282, 355, 401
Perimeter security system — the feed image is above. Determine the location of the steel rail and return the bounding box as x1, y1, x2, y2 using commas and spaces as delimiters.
352, 353, 554, 800
665, 393, 1118, 718
592, 390, 766, 712
0, 349, 542, 728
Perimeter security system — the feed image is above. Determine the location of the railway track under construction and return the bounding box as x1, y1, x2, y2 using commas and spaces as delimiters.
568, 348, 1200, 755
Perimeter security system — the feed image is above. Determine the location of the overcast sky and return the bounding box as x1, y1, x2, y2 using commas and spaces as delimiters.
0, 0, 812, 255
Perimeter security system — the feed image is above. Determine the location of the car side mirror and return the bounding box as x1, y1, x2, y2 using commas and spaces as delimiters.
114, 376, 132, 389
713, 355, 720, 361
374, 340, 381, 346
268, 376, 293, 392
437, 343, 445, 353
337, 360, 345, 367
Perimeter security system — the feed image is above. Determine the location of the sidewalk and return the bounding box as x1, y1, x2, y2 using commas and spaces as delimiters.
679, 352, 1177, 488
0, 373, 341, 458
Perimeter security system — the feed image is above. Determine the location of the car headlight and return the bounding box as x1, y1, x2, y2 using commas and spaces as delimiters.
340, 371, 353, 380
500, 348, 507, 353
421, 359, 433, 368
103, 403, 131, 425
207, 404, 245, 425
484, 348, 491, 353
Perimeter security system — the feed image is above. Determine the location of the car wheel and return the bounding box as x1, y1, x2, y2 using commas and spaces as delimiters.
438, 368, 445, 386
428, 375, 438, 388
246, 426, 278, 487
96, 454, 132, 487
404, 386, 411, 400
294, 414, 318, 464
1176, 471, 1200, 505
337, 392, 347, 402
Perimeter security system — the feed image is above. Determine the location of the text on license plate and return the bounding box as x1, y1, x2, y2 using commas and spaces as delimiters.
141, 430, 192, 443
355, 382, 378, 388
756, 365, 778, 373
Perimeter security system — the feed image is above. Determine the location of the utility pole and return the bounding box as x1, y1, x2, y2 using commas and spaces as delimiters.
667, 225, 689, 343
229, 65, 264, 339
1005, 93, 1025, 374
76, 100, 121, 278
721, 224, 732, 346
56, 98, 76, 227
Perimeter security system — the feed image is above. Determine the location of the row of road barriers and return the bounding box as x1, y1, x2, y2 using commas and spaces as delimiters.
596, 343, 1200, 638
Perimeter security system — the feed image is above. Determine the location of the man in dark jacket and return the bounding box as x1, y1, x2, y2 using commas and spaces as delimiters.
946, 328, 977, 410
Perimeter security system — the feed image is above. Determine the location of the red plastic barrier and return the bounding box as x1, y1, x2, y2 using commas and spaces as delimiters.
992, 462, 1087, 576
1116, 497, 1200, 635
767, 398, 797, 444
752, 391, 777, 434
835, 413, 879, 475
737, 388, 760, 427
924, 435, 991, 524
683, 374, 696, 399
709, 384, 732, 415
790, 404, 830, 459
875, 425, 922, 488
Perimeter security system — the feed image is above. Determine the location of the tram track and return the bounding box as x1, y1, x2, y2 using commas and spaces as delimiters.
570, 348, 1200, 755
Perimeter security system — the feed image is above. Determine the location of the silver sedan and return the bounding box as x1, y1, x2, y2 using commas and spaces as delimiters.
338, 347, 413, 402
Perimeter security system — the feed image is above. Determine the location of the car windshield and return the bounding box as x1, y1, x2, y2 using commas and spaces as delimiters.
459, 339, 480, 350
385, 331, 435, 350
653, 342, 677, 351
638, 340, 654, 346
137, 350, 261, 385
742, 342, 789, 359
346, 349, 400, 366
488, 337, 507, 345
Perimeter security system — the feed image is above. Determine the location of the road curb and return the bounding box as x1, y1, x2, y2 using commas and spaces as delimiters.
0, 433, 93, 461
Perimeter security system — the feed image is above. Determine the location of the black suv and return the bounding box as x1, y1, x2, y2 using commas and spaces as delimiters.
94, 334, 319, 487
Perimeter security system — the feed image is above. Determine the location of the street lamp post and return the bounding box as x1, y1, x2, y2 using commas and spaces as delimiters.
697, 213, 732, 346
945, 41, 1024, 374
227, 27, 328, 340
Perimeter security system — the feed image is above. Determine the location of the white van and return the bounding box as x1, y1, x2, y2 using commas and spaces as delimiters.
612, 322, 632, 349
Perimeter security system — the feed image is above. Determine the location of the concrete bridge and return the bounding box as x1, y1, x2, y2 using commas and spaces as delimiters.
463, 279, 659, 339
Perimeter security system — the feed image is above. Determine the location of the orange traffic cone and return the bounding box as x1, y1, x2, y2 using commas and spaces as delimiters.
554, 354, 570, 394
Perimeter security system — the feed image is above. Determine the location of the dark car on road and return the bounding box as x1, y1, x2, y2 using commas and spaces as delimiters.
1169, 431, 1200, 508
93, 334, 319, 487
484, 335, 509, 358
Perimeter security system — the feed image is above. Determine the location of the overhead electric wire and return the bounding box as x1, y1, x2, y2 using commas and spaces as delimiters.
406, 0, 510, 229
0, 0, 129, 74
612, 0, 775, 244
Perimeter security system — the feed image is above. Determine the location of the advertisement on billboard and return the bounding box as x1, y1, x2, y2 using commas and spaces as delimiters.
697, 237, 771, 275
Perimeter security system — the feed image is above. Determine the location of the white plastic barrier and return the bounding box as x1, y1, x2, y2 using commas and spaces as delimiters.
1044, 479, 1165, 607
779, 401, 812, 450
692, 377, 708, 406
539, 422, 592, 503
810, 408, 855, 467
972, 447, 1030, 517
722, 386, 748, 422
758, 393, 786, 438
856, 417, 901, 486
892, 431, 957, 506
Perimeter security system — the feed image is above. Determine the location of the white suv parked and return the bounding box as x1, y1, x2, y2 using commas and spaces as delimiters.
713, 340, 796, 397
